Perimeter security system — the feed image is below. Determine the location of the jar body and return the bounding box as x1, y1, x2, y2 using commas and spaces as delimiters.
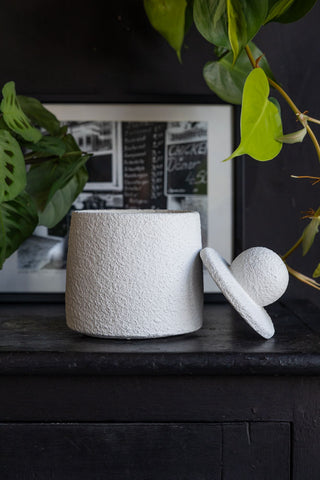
65, 210, 203, 338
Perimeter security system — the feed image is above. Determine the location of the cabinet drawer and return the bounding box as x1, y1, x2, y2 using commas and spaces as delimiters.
0, 422, 290, 479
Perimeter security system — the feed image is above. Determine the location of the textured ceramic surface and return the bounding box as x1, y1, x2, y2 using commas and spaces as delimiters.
200, 246, 289, 339
66, 210, 203, 338
230, 247, 289, 306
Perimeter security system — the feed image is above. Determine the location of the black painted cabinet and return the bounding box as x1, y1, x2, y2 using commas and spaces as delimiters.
0, 300, 319, 479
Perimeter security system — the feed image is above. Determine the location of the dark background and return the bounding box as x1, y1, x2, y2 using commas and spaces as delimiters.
2, 0, 320, 305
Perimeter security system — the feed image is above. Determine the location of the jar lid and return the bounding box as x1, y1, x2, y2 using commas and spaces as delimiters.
200, 247, 275, 339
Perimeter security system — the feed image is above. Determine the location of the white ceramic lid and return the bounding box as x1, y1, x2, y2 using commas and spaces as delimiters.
200, 247, 275, 339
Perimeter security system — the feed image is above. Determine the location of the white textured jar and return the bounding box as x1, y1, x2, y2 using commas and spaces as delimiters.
65, 210, 203, 338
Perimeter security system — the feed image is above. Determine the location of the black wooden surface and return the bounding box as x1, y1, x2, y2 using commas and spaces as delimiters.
0, 299, 319, 375
0, 300, 320, 479
0, 422, 290, 480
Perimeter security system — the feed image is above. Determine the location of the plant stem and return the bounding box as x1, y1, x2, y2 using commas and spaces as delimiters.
305, 115, 320, 125
281, 235, 303, 261
285, 263, 320, 291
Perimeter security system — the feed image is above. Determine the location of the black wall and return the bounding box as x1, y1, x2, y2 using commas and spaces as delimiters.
2, 0, 320, 305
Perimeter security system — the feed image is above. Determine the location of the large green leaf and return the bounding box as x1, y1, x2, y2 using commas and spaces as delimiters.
194, 0, 268, 56
302, 207, 320, 256
0, 130, 26, 203
0, 191, 38, 268
225, 68, 283, 161
194, 0, 229, 47
17, 95, 61, 136
265, 0, 295, 23
144, 0, 187, 61
26, 153, 90, 213
39, 166, 88, 228
203, 41, 275, 104
0, 82, 42, 143
26, 136, 66, 157
266, 0, 317, 23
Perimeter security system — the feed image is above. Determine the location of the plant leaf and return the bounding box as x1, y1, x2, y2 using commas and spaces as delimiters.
267, 0, 317, 23
26, 153, 90, 213
227, 0, 247, 63
144, 0, 187, 61
194, 0, 230, 47
194, 0, 268, 52
225, 68, 283, 160
39, 166, 88, 228
277, 127, 307, 144
0, 129, 26, 202
203, 41, 275, 104
0, 191, 38, 268
302, 207, 320, 256
265, 0, 295, 23
26, 136, 67, 157
0, 82, 42, 143
313, 263, 320, 278
17, 95, 61, 136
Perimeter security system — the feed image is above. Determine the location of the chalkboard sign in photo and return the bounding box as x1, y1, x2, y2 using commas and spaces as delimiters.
0, 105, 233, 295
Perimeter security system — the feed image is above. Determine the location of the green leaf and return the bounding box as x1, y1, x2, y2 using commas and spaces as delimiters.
185, 0, 194, 33
0, 191, 38, 268
0, 130, 26, 202
225, 68, 283, 161
63, 133, 81, 153
227, 0, 247, 63
312, 263, 320, 278
204, 41, 275, 104
277, 127, 307, 144
144, 0, 187, 61
0, 82, 42, 143
265, 0, 295, 23
39, 166, 88, 228
194, 0, 229, 47
27, 136, 66, 157
302, 207, 320, 256
194, 0, 268, 52
17, 95, 61, 136
26, 153, 90, 213
267, 0, 317, 23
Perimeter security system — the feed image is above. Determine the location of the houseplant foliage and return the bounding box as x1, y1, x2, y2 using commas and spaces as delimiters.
0, 81, 90, 268
144, 0, 320, 290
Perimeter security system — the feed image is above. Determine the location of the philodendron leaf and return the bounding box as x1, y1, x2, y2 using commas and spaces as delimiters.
39, 166, 88, 228
194, 0, 268, 56
0, 191, 38, 268
265, 0, 295, 23
0, 129, 26, 202
204, 41, 275, 104
0, 82, 42, 143
277, 127, 307, 144
302, 207, 320, 256
194, 0, 229, 47
225, 68, 283, 161
144, 0, 187, 61
267, 0, 317, 23
17, 95, 61, 136
227, 0, 247, 63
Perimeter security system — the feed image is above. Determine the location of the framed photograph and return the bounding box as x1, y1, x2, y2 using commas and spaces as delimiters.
0, 104, 233, 296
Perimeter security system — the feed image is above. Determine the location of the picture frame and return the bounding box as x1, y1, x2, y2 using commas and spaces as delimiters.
0, 104, 234, 298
